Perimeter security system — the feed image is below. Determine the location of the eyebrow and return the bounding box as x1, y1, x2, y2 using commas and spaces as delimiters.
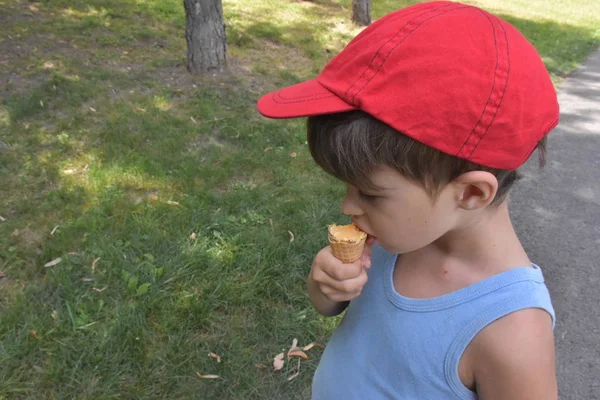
357, 182, 393, 193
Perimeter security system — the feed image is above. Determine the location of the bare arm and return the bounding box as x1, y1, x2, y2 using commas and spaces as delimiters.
307, 273, 349, 317
471, 308, 557, 400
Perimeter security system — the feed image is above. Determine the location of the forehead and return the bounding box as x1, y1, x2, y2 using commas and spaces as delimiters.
365, 165, 409, 191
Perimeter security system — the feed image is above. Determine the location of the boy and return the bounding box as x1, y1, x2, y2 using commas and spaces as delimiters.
257, 2, 558, 399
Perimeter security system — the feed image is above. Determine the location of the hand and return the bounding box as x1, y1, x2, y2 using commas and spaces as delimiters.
309, 244, 372, 302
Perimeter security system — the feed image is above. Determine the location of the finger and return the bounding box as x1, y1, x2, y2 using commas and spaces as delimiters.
360, 244, 373, 269
320, 247, 363, 280
321, 283, 363, 302
326, 268, 368, 294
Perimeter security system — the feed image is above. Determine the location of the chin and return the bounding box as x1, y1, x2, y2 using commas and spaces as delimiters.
377, 241, 402, 255
378, 241, 424, 255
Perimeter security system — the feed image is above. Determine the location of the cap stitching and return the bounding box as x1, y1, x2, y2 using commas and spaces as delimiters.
466, 19, 510, 159
347, 4, 469, 103
271, 91, 336, 105
344, 3, 469, 104
456, 12, 510, 160
340, 2, 446, 103
341, 2, 455, 104
274, 87, 333, 101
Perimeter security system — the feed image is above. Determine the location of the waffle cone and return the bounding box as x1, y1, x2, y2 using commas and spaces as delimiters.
328, 224, 367, 263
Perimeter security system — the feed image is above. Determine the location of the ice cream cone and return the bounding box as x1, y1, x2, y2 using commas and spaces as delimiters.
328, 223, 367, 263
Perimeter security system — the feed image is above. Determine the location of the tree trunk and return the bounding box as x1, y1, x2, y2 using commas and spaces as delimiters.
184, 0, 227, 74
352, 0, 371, 26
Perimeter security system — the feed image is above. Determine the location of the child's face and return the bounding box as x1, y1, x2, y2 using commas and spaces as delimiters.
342, 165, 459, 254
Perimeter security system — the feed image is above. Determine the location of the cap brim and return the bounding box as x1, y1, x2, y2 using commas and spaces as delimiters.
257, 78, 357, 119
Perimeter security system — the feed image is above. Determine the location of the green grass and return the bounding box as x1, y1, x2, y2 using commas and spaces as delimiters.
0, 0, 598, 398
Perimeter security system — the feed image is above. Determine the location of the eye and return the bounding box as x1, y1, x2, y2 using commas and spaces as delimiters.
358, 190, 379, 203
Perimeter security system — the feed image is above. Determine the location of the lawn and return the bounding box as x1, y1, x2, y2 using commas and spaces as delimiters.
0, 0, 598, 398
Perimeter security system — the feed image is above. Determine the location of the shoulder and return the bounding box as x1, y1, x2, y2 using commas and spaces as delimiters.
468, 308, 557, 400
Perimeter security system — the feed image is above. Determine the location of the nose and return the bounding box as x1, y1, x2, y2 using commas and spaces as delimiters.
341, 186, 364, 217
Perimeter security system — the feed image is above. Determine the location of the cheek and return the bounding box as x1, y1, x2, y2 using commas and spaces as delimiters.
375, 202, 447, 252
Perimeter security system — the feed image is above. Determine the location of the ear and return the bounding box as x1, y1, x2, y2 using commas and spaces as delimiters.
453, 171, 498, 210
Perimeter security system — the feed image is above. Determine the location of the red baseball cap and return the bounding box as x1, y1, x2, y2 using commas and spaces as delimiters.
257, 1, 559, 170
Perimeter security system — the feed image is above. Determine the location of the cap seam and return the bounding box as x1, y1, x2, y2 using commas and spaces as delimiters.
341, 2, 457, 103
457, 11, 510, 160
338, 2, 448, 103
276, 87, 331, 100
344, 3, 471, 104
271, 91, 336, 105
466, 13, 510, 159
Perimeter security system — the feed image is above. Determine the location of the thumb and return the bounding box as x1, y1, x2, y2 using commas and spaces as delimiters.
360, 241, 373, 269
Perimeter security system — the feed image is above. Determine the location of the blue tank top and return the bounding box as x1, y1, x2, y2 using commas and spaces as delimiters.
311, 245, 555, 399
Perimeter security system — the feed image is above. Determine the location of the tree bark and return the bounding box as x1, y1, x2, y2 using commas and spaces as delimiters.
184, 0, 227, 74
352, 0, 371, 26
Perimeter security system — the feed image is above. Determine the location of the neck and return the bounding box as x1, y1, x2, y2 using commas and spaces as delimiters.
403, 201, 530, 276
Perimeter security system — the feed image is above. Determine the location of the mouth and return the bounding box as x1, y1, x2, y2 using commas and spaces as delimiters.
353, 219, 377, 244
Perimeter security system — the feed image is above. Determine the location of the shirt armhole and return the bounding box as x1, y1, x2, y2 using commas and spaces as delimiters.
443, 293, 555, 400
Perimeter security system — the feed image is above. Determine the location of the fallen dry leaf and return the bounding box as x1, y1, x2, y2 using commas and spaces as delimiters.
196, 372, 219, 379
44, 257, 62, 268
208, 352, 221, 363
288, 338, 301, 355
190, 232, 197, 240
288, 350, 308, 360
89, 107, 97, 112
92, 286, 108, 292
81, 277, 93, 282
166, 200, 180, 206
255, 363, 267, 370
288, 231, 295, 243
302, 342, 324, 351
290, 152, 297, 158
50, 225, 60, 235
273, 352, 285, 371
264, 147, 273, 152
91, 257, 100, 273
0, 272, 7, 279
0, 215, 6, 222
190, 116, 197, 124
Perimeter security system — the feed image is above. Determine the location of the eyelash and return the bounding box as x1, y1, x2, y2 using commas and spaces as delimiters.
358, 191, 379, 203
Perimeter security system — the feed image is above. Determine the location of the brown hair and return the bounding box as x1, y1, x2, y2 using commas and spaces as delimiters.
307, 110, 546, 204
